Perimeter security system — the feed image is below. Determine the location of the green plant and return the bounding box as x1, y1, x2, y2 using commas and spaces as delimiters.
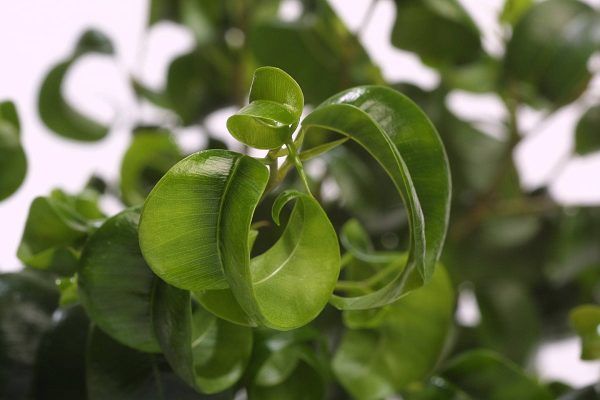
1, 0, 600, 399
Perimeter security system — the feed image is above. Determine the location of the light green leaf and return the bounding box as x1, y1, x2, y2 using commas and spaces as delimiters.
504, 0, 600, 107
302, 85, 451, 309
152, 282, 253, 394
140, 150, 340, 330
120, 127, 182, 206
500, 0, 534, 25
569, 304, 600, 360
575, 105, 600, 155
79, 208, 161, 353
391, 0, 482, 68
38, 29, 114, 141
227, 67, 303, 150
440, 350, 554, 400
333, 264, 455, 399
0, 101, 27, 201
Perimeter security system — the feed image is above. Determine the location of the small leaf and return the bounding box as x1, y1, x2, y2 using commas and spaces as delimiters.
575, 105, 600, 155
500, 0, 534, 25
120, 127, 182, 206
0, 100, 27, 201
227, 67, 303, 150
440, 350, 554, 399
38, 29, 114, 141
152, 282, 253, 394
302, 85, 451, 309
569, 304, 600, 360
79, 208, 161, 353
140, 150, 340, 330
333, 264, 455, 399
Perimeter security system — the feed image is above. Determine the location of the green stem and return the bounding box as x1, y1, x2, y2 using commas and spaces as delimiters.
286, 139, 313, 196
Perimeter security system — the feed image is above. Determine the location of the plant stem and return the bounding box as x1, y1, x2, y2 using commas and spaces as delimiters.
286, 139, 313, 196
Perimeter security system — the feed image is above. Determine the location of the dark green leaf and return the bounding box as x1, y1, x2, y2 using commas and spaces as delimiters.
38, 29, 114, 141
504, 0, 600, 107
302, 85, 451, 309
120, 127, 182, 206
333, 265, 454, 399
79, 208, 161, 353
569, 304, 600, 360
140, 150, 340, 330
575, 105, 600, 155
0, 101, 27, 201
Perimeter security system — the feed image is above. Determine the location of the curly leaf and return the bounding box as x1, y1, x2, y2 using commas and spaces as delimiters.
152, 282, 252, 394
569, 304, 600, 360
140, 149, 340, 330
302, 85, 451, 309
120, 127, 182, 206
79, 208, 161, 353
0, 101, 27, 201
575, 105, 600, 155
38, 29, 113, 141
227, 67, 303, 149
333, 264, 454, 399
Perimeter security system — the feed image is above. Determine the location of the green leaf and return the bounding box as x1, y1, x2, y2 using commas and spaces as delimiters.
503, 0, 600, 107
569, 304, 600, 360
302, 85, 451, 309
333, 264, 455, 399
38, 29, 113, 141
227, 67, 304, 150
152, 282, 253, 394
79, 208, 161, 353
0, 101, 27, 201
500, 0, 534, 25
391, 0, 483, 68
575, 105, 600, 155
140, 149, 340, 330
440, 350, 554, 400
17, 189, 104, 275
120, 127, 182, 206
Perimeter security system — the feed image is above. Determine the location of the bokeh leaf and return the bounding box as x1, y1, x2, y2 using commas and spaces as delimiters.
574, 104, 600, 155
569, 304, 600, 360
0, 101, 27, 201
38, 29, 114, 141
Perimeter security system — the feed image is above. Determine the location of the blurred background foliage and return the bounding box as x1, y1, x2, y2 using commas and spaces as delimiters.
1, 0, 600, 398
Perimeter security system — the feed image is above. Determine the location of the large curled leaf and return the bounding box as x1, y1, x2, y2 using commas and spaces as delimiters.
120, 127, 182, 206
139, 149, 340, 330
0, 101, 27, 201
38, 29, 114, 141
569, 304, 600, 360
227, 67, 303, 149
440, 350, 553, 400
302, 85, 451, 309
79, 208, 161, 353
333, 264, 454, 399
17, 188, 104, 275
504, 0, 600, 107
152, 282, 252, 394
574, 105, 600, 155
391, 0, 483, 68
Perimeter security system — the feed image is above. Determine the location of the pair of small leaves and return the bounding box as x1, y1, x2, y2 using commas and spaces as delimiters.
139, 150, 340, 330
0, 101, 27, 201
38, 29, 113, 141
79, 208, 253, 394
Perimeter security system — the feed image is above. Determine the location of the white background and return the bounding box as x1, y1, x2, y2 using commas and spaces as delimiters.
0, 0, 599, 387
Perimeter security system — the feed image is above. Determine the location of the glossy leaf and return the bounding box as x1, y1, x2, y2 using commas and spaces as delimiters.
79, 208, 161, 353
333, 264, 454, 399
440, 350, 554, 400
391, 0, 482, 68
227, 67, 303, 150
140, 150, 340, 330
302, 85, 451, 309
38, 29, 114, 141
569, 304, 600, 360
152, 282, 253, 394
120, 127, 182, 206
575, 105, 600, 155
0, 101, 27, 201
17, 188, 104, 275
504, 0, 600, 107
